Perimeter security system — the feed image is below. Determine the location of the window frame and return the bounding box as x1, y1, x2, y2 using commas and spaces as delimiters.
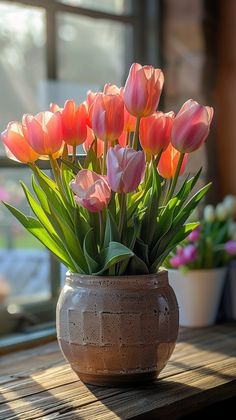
0, 0, 162, 352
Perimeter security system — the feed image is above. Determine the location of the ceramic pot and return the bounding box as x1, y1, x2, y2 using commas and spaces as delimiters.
168, 267, 227, 327
56, 270, 179, 386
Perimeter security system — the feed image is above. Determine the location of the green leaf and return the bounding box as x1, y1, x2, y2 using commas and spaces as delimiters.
103, 210, 120, 248
126, 254, 149, 275
60, 157, 81, 174
83, 229, 99, 274
95, 242, 134, 275
3, 202, 78, 271
61, 162, 76, 207
32, 175, 51, 214
84, 144, 101, 174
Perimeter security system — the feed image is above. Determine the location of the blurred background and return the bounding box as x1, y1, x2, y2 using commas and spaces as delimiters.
0, 0, 234, 347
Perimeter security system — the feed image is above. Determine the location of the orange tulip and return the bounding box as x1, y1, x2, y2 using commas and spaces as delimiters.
24, 111, 63, 156
139, 111, 174, 155
85, 90, 99, 128
61, 100, 87, 147
83, 126, 104, 158
157, 143, 188, 179
124, 63, 164, 117
92, 93, 124, 142
1, 121, 40, 163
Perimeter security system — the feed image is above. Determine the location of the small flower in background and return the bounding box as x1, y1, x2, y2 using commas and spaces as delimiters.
203, 204, 215, 222
215, 202, 227, 221
157, 143, 188, 179
107, 145, 145, 193
223, 195, 236, 218
170, 245, 198, 268
123, 63, 164, 117
188, 226, 201, 242
70, 169, 111, 213
225, 240, 236, 255
171, 99, 214, 153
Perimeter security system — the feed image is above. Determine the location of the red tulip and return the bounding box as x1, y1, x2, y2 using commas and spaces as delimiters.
158, 143, 188, 179
139, 111, 174, 155
70, 169, 111, 213
107, 145, 145, 193
60, 100, 87, 147
1, 121, 40, 163
92, 93, 124, 142
24, 111, 63, 156
83, 127, 104, 158
171, 99, 214, 153
123, 63, 164, 117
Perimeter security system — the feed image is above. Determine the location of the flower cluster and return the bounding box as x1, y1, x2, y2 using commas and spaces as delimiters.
168, 196, 236, 271
1, 63, 213, 276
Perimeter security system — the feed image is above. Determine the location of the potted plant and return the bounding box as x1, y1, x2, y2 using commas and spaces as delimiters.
166, 199, 236, 327
1, 63, 213, 386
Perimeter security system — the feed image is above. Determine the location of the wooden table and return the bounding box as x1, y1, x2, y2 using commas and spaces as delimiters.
0, 323, 236, 419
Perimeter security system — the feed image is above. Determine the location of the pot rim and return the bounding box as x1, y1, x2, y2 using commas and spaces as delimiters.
66, 269, 167, 281
168, 267, 227, 274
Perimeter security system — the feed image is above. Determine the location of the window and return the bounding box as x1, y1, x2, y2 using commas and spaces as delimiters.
0, 0, 162, 351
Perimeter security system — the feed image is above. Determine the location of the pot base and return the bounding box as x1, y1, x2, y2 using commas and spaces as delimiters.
74, 370, 158, 387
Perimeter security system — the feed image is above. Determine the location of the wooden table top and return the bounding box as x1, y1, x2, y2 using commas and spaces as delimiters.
0, 323, 236, 419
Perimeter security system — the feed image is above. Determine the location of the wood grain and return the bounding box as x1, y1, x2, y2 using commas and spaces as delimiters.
0, 323, 235, 419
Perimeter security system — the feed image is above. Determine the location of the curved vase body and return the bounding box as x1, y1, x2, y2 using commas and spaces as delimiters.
56, 271, 179, 386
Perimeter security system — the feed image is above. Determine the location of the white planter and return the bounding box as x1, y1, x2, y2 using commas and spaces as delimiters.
168, 268, 227, 327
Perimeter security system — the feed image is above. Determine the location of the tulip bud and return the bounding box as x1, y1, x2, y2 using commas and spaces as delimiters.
140, 111, 174, 155
215, 203, 227, 221
203, 204, 215, 222
123, 63, 164, 117
70, 170, 111, 213
223, 195, 236, 218
107, 145, 145, 193
225, 240, 236, 255
228, 221, 236, 238
171, 99, 214, 153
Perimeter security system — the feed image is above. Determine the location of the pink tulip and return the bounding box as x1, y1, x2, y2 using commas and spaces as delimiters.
70, 169, 111, 213
24, 111, 63, 156
139, 111, 174, 155
171, 99, 214, 153
103, 83, 121, 95
85, 90, 99, 128
170, 245, 198, 268
188, 226, 201, 242
50, 103, 61, 113
225, 240, 236, 255
120, 88, 136, 132
92, 93, 124, 142
61, 100, 87, 147
123, 63, 164, 117
157, 143, 188, 179
107, 145, 145, 193
83, 126, 104, 158
1, 121, 40, 163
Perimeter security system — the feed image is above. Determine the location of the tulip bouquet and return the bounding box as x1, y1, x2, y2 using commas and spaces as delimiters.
166, 196, 236, 271
1, 63, 213, 276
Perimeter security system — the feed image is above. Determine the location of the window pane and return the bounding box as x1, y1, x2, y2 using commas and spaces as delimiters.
0, 168, 50, 334
0, 2, 46, 154
57, 13, 133, 87
57, 0, 132, 15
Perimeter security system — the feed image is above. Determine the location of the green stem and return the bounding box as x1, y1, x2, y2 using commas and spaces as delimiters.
72, 145, 76, 163
94, 136, 98, 155
49, 155, 64, 197
118, 193, 126, 238
132, 116, 141, 150
126, 130, 130, 147
165, 152, 185, 203
102, 140, 108, 174
98, 211, 103, 247
155, 148, 163, 167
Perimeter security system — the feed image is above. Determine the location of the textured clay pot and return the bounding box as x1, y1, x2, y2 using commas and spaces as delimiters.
168, 268, 227, 327
56, 270, 179, 386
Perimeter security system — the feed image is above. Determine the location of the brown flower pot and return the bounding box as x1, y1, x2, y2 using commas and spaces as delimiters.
56, 270, 179, 386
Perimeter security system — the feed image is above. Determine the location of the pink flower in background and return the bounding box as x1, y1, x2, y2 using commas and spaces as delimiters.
70, 170, 111, 213
188, 226, 201, 242
139, 111, 174, 155
24, 111, 63, 156
0, 187, 10, 201
61, 100, 87, 147
1, 121, 40, 163
225, 240, 236, 255
171, 99, 214, 153
170, 245, 198, 268
92, 93, 124, 142
107, 145, 145, 193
